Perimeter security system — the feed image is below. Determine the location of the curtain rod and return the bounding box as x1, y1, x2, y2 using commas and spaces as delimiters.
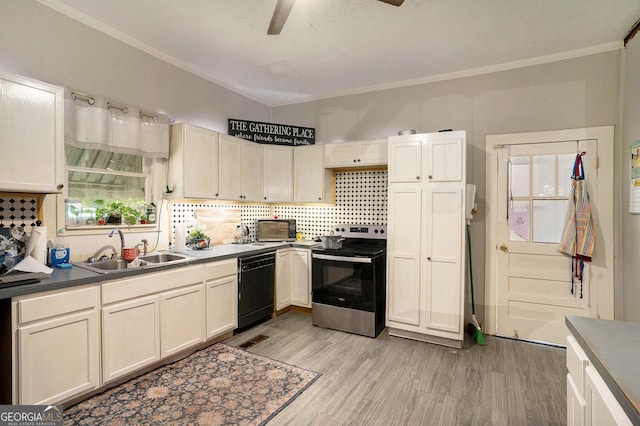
71, 91, 162, 122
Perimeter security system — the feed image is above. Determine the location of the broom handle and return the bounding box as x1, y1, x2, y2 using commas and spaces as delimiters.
466, 224, 476, 315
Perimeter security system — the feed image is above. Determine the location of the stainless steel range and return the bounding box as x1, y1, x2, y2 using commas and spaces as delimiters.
311, 224, 386, 338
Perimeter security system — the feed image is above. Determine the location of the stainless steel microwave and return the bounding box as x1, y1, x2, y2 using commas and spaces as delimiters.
256, 219, 297, 241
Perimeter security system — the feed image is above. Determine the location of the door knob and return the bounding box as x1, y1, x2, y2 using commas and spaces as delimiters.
499, 244, 508, 252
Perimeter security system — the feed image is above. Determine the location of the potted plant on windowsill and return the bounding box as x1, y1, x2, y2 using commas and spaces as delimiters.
95, 200, 142, 226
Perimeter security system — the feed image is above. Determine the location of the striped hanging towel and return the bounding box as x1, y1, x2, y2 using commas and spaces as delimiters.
560, 154, 595, 298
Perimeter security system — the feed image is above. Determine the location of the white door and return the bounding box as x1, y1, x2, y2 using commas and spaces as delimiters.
486, 127, 614, 345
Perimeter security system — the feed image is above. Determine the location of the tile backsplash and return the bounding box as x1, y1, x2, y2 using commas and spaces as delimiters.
169, 170, 388, 243
0, 196, 39, 228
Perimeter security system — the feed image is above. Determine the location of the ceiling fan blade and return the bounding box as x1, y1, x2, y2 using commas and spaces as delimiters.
267, 0, 296, 35
377, 0, 405, 6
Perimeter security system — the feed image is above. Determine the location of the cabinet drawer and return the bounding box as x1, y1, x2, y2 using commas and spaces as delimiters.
103, 265, 204, 304
566, 335, 589, 396
206, 258, 237, 280
17, 285, 99, 325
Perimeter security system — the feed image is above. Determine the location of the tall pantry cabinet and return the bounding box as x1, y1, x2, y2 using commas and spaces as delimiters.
386, 131, 467, 348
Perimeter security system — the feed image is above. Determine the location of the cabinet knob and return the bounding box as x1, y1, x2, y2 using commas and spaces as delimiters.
357, 159, 361, 162
264, 197, 267, 200
427, 257, 432, 261
428, 175, 433, 179
215, 193, 219, 197
353, 159, 357, 163
318, 197, 322, 201
416, 176, 420, 180
57, 184, 64, 190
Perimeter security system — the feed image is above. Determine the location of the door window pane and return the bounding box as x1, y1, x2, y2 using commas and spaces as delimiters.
509, 201, 530, 241
532, 199, 568, 243
510, 156, 530, 197
532, 155, 555, 196
557, 154, 576, 196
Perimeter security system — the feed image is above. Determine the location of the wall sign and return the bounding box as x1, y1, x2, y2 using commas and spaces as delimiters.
228, 119, 315, 146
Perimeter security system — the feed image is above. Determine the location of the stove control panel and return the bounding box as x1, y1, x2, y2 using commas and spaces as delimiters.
332, 224, 387, 239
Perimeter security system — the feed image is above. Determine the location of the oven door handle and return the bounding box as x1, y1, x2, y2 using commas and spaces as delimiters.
312, 253, 372, 264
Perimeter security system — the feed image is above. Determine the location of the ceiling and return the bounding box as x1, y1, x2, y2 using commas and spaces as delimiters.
39, 0, 640, 106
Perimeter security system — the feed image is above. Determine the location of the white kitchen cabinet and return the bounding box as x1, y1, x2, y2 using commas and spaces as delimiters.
275, 249, 292, 310
388, 133, 463, 183
386, 131, 466, 348
169, 122, 219, 199
101, 265, 205, 382
12, 285, 100, 405
160, 284, 205, 357
276, 248, 311, 309
294, 144, 334, 203
0, 72, 64, 193
263, 144, 293, 202
219, 134, 262, 201
324, 139, 388, 168
205, 258, 238, 339
566, 334, 633, 426
102, 294, 161, 383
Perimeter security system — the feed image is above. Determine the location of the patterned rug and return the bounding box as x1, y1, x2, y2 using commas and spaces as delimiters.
64, 343, 320, 425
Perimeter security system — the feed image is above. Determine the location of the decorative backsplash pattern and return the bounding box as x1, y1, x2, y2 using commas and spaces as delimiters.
0, 197, 39, 228
169, 170, 388, 243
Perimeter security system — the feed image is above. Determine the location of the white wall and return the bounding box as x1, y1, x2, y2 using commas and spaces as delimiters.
273, 51, 623, 324
621, 36, 640, 322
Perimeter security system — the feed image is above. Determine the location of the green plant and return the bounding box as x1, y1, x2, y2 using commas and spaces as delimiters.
94, 199, 142, 225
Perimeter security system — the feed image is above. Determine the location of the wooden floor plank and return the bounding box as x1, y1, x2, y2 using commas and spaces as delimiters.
224, 311, 566, 425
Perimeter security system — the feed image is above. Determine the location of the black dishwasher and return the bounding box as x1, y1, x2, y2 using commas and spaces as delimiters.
237, 251, 276, 330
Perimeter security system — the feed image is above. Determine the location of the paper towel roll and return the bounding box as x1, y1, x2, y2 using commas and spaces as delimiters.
174, 223, 186, 253
28, 226, 48, 265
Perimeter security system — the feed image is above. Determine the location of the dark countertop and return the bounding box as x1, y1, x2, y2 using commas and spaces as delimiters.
566, 315, 640, 424
0, 240, 320, 300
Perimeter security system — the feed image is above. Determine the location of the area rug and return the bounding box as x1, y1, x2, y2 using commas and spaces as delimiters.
64, 343, 320, 425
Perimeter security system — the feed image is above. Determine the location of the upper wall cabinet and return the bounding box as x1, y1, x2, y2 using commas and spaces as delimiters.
0, 72, 64, 193
218, 134, 262, 202
263, 145, 293, 203
294, 144, 333, 203
388, 133, 463, 183
169, 123, 219, 199
324, 139, 388, 168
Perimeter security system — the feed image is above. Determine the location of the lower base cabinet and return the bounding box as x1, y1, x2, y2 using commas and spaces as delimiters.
102, 295, 161, 382
566, 334, 633, 426
205, 259, 238, 339
12, 258, 238, 405
12, 285, 100, 405
276, 248, 311, 309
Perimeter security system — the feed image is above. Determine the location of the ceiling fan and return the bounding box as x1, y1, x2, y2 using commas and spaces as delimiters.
267, 0, 405, 35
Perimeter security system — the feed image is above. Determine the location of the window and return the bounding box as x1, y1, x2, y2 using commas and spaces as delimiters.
65, 145, 151, 227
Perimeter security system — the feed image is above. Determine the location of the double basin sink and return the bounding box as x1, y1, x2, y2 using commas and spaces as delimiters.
76, 253, 189, 274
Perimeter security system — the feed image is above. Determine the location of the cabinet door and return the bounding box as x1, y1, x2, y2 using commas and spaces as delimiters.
241, 140, 262, 201
275, 249, 291, 310
585, 365, 633, 426
324, 142, 358, 167
389, 140, 423, 183
263, 145, 293, 202
0, 74, 63, 193
289, 249, 311, 307
386, 184, 422, 327
206, 275, 238, 339
424, 185, 464, 335
18, 310, 99, 404
567, 373, 586, 426
182, 124, 219, 198
294, 144, 330, 203
218, 134, 243, 200
160, 285, 205, 358
102, 295, 160, 382
358, 139, 388, 166
426, 137, 463, 182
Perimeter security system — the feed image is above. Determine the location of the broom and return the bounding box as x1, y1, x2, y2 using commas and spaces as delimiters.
466, 223, 486, 346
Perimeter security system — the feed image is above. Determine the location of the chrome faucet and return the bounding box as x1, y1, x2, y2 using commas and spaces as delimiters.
140, 239, 149, 255
109, 229, 125, 257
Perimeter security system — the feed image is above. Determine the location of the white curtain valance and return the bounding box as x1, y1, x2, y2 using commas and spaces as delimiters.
64, 89, 170, 158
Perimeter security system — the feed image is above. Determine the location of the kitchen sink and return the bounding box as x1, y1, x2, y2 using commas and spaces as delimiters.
137, 253, 188, 263
75, 258, 149, 274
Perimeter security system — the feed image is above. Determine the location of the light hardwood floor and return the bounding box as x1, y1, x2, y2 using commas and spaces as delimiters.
224, 311, 566, 426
